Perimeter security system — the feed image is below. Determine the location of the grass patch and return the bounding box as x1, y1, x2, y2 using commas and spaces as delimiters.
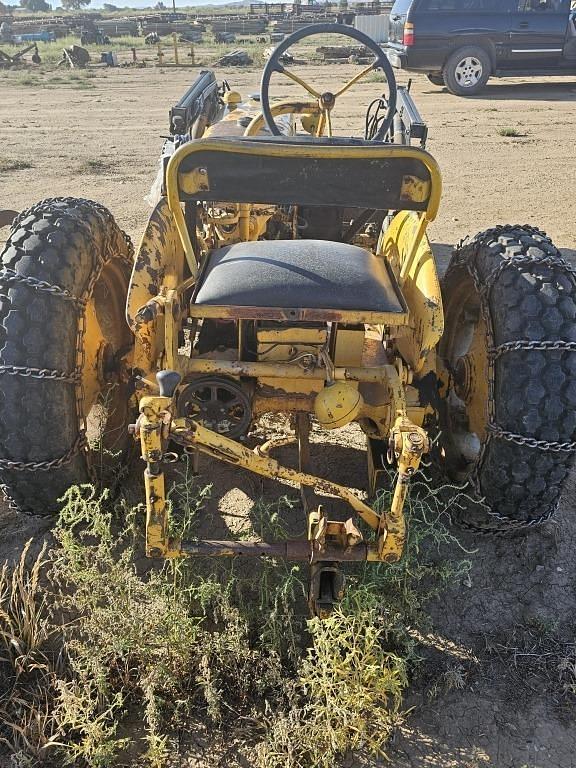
0, 158, 32, 172
0, 69, 98, 89
498, 127, 526, 138
6, 73, 41, 87
70, 80, 96, 90
0, 471, 472, 767
365, 71, 390, 83
76, 158, 111, 175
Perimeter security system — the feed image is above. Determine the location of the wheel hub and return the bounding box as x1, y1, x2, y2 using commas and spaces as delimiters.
320, 91, 336, 110
453, 354, 473, 402
439, 277, 490, 477
455, 57, 482, 87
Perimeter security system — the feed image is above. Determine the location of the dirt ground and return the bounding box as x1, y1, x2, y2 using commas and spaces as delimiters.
1, 54, 576, 768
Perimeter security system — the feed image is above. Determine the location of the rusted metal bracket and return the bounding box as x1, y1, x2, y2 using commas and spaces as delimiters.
309, 562, 345, 617
307, 507, 360, 615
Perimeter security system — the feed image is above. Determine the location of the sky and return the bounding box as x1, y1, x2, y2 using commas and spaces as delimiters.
86, 0, 247, 5
3, 0, 256, 8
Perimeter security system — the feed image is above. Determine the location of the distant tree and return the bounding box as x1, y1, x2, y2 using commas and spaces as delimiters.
60, 0, 90, 8
102, 2, 117, 8
20, 0, 51, 11
154, 1, 166, 8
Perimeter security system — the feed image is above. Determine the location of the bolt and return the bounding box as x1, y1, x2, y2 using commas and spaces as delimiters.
409, 432, 423, 446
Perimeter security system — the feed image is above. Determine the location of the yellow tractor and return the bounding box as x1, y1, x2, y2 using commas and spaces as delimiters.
2, 26, 575, 613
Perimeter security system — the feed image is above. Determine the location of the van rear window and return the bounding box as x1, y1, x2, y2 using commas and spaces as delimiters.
419, 0, 503, 9
390, 0, 413, 12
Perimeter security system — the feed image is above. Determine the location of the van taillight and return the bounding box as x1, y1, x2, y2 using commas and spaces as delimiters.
403, 22, 415, 47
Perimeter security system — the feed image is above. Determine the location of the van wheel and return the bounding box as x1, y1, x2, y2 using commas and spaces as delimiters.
443, 46, 491, 96
427, 74, 444, 87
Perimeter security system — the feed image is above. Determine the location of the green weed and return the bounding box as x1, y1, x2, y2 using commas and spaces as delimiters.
365, 70, 390, 83
13, 74, 40, 87
0, 469, 471, 767
259, 605, 406, 767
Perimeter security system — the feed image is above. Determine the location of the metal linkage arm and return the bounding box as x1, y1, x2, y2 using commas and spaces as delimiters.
381, 416, 430, 559
171, 418, 381, 530
134, 372, 430, 565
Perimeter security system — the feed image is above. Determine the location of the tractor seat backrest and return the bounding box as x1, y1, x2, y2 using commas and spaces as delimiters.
166, 136, 442, 217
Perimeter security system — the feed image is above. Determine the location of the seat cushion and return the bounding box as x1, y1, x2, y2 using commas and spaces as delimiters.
194, 239, 405, 313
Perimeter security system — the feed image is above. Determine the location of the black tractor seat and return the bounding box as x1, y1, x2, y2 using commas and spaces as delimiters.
193, 239, 406, 314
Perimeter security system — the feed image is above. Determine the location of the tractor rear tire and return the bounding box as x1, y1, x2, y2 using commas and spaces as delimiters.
438, 225, 576, 531
0, 198, 134, 515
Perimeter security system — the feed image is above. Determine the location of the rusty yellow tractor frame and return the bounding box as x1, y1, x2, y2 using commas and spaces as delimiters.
125, 137, 443, 594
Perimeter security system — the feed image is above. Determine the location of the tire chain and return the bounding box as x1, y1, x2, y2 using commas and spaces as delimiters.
445, 224, 576, 536
490, 339, 576, 360
0, 365, 80, 384
0, 268, 84, 305
0, 198, 134, 494
0, 433, 88, 473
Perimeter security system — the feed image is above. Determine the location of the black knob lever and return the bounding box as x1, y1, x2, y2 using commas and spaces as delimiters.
156, 370, 181, 398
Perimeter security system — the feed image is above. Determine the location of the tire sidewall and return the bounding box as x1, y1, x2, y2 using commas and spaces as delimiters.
427, 74, 445, 87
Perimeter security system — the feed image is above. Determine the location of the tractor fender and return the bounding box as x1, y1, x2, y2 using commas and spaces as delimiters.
380, 210, 444, 373
126, 196, 183, 374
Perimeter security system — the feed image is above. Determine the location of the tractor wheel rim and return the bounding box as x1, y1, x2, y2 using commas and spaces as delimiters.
442, 277, 489, 476
455, 57, 483, 87
82, 260, 132, 453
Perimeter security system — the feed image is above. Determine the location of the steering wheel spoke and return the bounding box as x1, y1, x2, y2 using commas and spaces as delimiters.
325, 110, 333, 138
277, 65, 321, 99
333, 61, 379, 98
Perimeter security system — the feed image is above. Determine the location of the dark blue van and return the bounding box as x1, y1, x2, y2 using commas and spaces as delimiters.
385, 0, 576, 95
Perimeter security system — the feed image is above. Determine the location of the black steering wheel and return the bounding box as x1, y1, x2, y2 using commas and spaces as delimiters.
260, 23, 397, 142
